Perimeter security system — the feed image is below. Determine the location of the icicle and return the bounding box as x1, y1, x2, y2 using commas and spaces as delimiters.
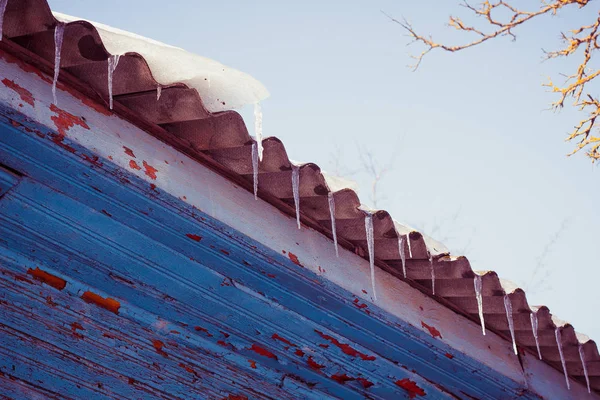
52, 23, 65, 105
291, 164, 301, 229
504, 295, 518, 355
365, 213, 377, 301
0, 0, 8, 41
407, 233, 413, 258
252, 142, 259, 200
555, 328, 570, 390
107, 54, 120, 110
156, 85, 162, 101
429, 252, 435, 295
578, 345, 591, 394
328, 192, 339, 257
530, 312, 542, 360
474, 275, 486, 335
398, 236, 407, 278
254, 102, 263, 161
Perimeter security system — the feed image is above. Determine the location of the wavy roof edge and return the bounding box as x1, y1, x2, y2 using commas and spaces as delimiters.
1, 0, 597, 393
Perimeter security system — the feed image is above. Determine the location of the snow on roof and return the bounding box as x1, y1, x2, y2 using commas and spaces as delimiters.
53, 12, 269, 113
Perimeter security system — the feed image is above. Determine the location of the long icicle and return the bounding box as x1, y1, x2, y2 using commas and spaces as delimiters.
291, 164, 300, 229
530, 312, 542, 360
156, 85, 162, 101
578, 345, 591, 393
252, 142, 259, 200
474, 275, 486, 335
398, 236, 406, 278
52, 23, 65, 105
365, 213, 377, 301
328, 192, 339, 257
107, 54, 120, 110
504, 295, 518, 355
407, 233, 413, 258
429, 252, 435, 295
555, 328, 570, 390
254, 102, 263, 161
0, 0, 8, 41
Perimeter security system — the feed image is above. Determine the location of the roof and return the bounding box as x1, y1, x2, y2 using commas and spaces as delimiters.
1, 0, 597, 394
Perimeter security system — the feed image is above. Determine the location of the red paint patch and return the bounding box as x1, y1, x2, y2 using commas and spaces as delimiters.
315, 330, 376, 361
82, 154, 103, 167
150, 183, 157, 191
129, 160, 141, 170
51, 134, 77, 154
179, 363, 197, 375
357, 377, 374, 389
271, 333, 295, 347
217, 340, 235, 350
220, 249, 230, 255
143, 161, 158, 180
27, 267, 66, 290
2, 79, 35, 106
445, 353, 454, 359
248, 360, 257, 369
307, 356, 325, 371
186, 233, 202, 242
1, 51, 52, 83
81, 291, 120, 314
319, 344, 329, 348
152, 339, 168, 357
194, 326, 213, 337
421, 321, 442, 339
123, 146, 136, 158
249, 344, 277, 360
295, 349, 305, 357
331, 373, 354, 384
49, 104, 89, 136
287, 252, 302, 266
14, 275, 34, 284
220, 331, 230, 338
46, 296, 57, 307
395, 379, 425, 398
70, 322, 85, 338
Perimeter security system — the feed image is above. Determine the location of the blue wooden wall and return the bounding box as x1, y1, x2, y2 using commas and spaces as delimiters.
0, 105, 533, 399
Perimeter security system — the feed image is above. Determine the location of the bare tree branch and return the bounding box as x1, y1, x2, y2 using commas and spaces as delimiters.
385, 1, 600, 162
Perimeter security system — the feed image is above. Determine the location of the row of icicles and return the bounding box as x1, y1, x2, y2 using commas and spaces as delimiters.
40, 18, 591, 394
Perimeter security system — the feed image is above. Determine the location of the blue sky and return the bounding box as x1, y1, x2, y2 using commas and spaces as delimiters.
48, 0, 600, 341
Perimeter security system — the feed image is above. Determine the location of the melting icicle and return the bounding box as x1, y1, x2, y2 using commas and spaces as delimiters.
365, 213, 376, 301
429, 252, 435, 295
578, 345, 591, 394
254, 102, 263, 161
474, 275, 486, 336
0, 0, 8, 41
398, 236, 406, 278
530, 312, 542, 360
252, 142, 259, 200
291, 165, 301, 229
107, 54, 120, 110
156, 85, 162, 101
504, 295, 518, 355
52, 23, 65, 105
555, 328, 570, 390
328, 192, 339, 257
407, 233, 413, 258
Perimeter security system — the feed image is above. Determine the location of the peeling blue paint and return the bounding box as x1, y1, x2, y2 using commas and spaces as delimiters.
0, 105, 538, 399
